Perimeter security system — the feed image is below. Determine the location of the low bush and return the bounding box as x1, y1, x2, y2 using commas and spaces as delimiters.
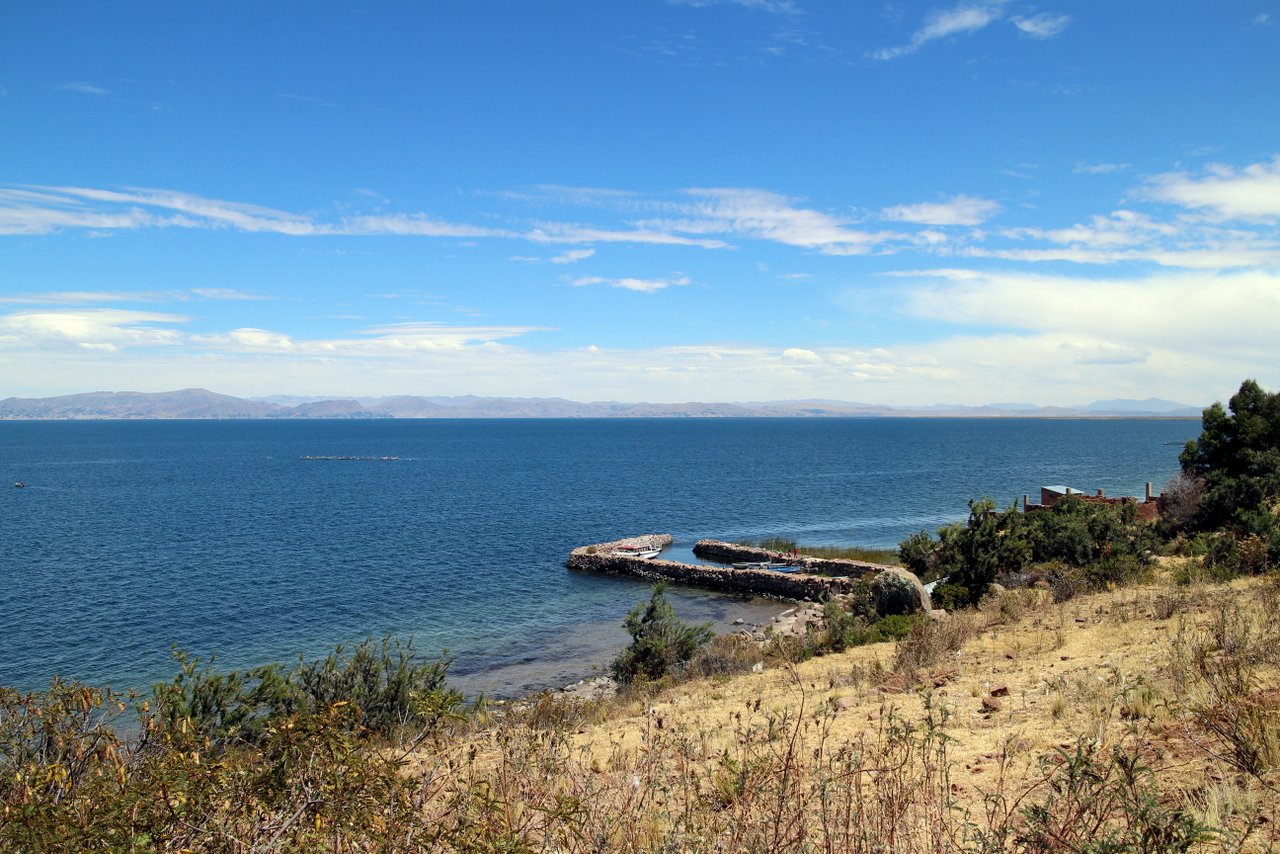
610, 583, 714, 685
150, 637, 462, 748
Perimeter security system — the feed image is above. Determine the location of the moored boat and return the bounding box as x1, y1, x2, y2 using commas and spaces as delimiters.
613, 544, 661, 560
733, 561, 798, 572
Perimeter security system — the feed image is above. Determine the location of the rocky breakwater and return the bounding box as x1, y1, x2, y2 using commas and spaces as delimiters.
566, 534, 859, 601
692, 540, 886, 579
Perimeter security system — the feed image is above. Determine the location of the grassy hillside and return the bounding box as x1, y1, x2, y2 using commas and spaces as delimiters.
446, 562, 1279, 851
7, 561, 1275, 851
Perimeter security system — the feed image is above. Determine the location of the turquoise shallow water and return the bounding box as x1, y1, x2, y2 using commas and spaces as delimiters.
0, 417, 1199, 697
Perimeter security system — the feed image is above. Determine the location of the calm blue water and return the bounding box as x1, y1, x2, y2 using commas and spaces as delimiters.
0, 418, 1199, 697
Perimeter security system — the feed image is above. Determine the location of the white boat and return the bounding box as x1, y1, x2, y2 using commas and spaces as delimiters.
614, 544, 661, 560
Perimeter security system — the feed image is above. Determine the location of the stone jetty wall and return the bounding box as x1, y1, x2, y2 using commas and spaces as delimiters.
566, 534, 863, 601
692, 539, 886, 579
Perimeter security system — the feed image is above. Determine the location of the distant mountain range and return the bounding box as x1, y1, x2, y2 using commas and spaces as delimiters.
0, 388, 1206, 420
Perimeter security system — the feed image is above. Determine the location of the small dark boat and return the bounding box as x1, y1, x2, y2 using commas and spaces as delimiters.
14, 482, 25, 488
733, 561, 798, 573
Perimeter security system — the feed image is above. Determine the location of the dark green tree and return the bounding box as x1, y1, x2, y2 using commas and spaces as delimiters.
1180, 378, 1280, 536
611, 583, 714, 684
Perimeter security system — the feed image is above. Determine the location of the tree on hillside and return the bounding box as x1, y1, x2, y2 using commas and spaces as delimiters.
1179, 378, 1280, 536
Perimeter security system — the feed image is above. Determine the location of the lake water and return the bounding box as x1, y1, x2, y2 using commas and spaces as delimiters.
0, 417, 1199, 697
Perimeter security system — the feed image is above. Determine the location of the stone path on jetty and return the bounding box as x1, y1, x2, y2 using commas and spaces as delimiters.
566, 534, 888, 602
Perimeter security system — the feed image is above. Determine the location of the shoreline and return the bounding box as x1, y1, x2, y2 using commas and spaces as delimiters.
505, 596, 823, 704
447, 588, 804, 702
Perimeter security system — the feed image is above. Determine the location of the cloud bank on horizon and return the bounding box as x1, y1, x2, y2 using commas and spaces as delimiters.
2, 1, 1277, 406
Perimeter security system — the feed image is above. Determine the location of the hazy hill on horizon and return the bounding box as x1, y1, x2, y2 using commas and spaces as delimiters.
0, 388, 1206, 420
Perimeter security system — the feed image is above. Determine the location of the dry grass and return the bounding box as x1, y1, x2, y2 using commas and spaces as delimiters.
8, 565, 1279, 850
414, 565, 1280, 850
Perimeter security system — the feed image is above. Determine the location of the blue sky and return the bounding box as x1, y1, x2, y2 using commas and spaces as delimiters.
2, 1, 1278, 405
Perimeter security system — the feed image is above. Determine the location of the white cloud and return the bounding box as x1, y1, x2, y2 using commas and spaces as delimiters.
647, 188, 901, 255
1, 184, 721, 247
190, 288, 275, 301
871, 2, 1068, 59
2, 185, 319, 235
55, 82, 109, 95
969, 203, 1280, 269
526, 223, 726, 248
1143, 155, 1280, 219
1011, 13, 1070, 38
0, 299, 1254, 407
897, 267, 1280, 351
998, 210, 1177, 249
0, 290, 175, 305
0, 309, 186, 352
881, 194, 1000, 226
871, 1, 1007, 60
0, 182, 968, 256
782, 347, 822, 363
1074, 162, 1131, 174
569, 275, 692, 293
341, 214, 511, 238
551, 248, 596, 264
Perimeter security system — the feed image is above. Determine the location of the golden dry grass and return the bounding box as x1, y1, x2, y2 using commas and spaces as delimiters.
424, 564, 1280, 850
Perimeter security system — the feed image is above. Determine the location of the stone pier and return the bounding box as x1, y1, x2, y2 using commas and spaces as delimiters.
692, 540, 887, 579
566, 534, 878, 601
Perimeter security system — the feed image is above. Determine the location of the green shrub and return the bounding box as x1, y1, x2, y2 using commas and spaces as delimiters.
901, 492, 1161, 609
150, 638, 462, 747
611, 583, 714, 684
932, 582, 971, 611
1014, 741, 1214, 851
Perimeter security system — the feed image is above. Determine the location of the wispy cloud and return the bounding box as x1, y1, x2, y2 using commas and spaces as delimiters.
1011, 13, 1070, 38
880, 194, 1000, 226
340, 214, 511, 238
871, 1, 1006, 60
1074, 161, 1131, 174
0, 307, 543, 358
0, 185, 512, 239
510, 247, 597, 264
666, 0, 799, 14
191, 288, 276, 301
526, 223, 727, 248
969, 205, 1279, 269
186, 320, 544, 357
1142, 155, 1280, 219
551, 248, 596, 264
569, 274, 692, 293
54, 81, 109, 95
276, 93, 336, 108
643, 188, 902, 255
870, 1, 1068, 60
0, 290, 174, 305
0, 288, 278, 306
